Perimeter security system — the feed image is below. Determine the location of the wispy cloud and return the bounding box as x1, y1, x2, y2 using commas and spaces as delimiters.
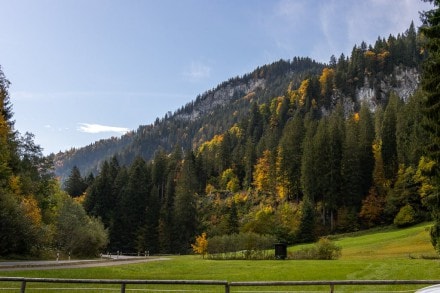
77, 123, 130, 134
183, 61, 211, 82
264, 0, 432, 63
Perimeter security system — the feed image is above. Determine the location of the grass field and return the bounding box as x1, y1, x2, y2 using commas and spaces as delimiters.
1, 223, 440, 292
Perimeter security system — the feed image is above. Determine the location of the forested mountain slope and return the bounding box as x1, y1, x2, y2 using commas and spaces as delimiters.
54, 58, 324, 181
54, 24, 422, 183
59, 23, 438, 255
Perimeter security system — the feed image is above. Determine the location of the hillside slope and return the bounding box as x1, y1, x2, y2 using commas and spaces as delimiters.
54, 58, 324, 181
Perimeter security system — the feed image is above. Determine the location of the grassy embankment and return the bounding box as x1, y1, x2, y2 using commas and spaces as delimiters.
1, 223, 439, 292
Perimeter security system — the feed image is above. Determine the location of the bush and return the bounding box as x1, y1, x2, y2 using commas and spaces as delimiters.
394, 204, 416, 227
55, 197, 108, 257
289, 237, 341, 260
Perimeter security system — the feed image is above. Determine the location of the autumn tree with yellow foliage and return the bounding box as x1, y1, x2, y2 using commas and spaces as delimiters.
191, 232, 208, 258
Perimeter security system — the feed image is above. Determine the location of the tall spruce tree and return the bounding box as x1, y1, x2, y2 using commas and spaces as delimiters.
121, 157, 151, 252
341, 114, 362, 209
381, 93, 399, 180
64, 166, 87, 197
173, 151, 198, 253
420, 0, 440, 253
301, 118, 318, 203
325, 104, 345, 230
277, 112, 305, 202
358, 103, 375, 196
84, 160, 116, 227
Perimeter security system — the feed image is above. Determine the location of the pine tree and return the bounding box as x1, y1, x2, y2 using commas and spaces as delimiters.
301, 118, 318, 203
84, 161, 113, 225
297, 195, 316, 243
173, 151, 198, 254
158, 146, 181, 253
277, 112, 304, 202
108, 166, 128, 250
358, 103, 375, 196
0, 66, 13, 185
420, 0, 440, 253
64, 166, 87, 197
341, 114, 362, 208
381, 93, 399, 180
325, 104, 345, 229
397, 90, 427, 166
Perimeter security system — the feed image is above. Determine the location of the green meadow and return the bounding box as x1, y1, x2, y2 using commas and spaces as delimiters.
1, 223, 440, 292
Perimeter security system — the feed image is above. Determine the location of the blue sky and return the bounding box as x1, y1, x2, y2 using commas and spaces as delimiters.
0, 0, 433, 154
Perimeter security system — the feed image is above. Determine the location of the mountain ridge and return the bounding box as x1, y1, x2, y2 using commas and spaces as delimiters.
54, 57, 325, 181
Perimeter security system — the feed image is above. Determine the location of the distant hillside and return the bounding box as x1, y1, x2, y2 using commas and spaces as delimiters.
54, 57, 325, 181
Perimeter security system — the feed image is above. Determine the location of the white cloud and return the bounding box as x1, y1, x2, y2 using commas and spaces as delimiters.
183, 61, 211, 82
77, 123, 130, 134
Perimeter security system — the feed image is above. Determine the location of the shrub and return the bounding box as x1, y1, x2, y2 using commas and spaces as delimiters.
289, 237, 341, 260
315, 237, 342, 259
394, 204, 416, 227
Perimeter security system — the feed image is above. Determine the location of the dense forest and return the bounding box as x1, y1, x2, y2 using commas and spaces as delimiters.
1, 2, 439, 258
64, 20, 439, 255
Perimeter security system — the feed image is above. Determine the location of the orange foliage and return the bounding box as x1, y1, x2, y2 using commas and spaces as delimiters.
359, 187, 385, 228
21, 196, 42, 227
319, 68, 335, 97
253, 150, 273, 194
353, 112, 360, 122
297, 79, 310, 107
191, 232, 208, 258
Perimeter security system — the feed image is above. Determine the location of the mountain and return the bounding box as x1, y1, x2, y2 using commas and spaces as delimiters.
54, 57, 325, 181
58, 23, 435, 255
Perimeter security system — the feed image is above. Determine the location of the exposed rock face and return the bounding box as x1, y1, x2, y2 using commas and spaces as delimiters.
322, 66, 419, 117
175, 78, 266, 121
357, 66, 420, 111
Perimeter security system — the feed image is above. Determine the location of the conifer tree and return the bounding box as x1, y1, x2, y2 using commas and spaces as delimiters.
64, 166, 87, 197
84, 161, 115, 227
325, 104, 345, 229
297, 195, 316, 243
173, 151, 198, 253
341, 114, 362, 208
277, 113, 304, 201
158, 146, 181, 253
301, 118, 318, 203
381, 93, 399, 180
420, 0, 440, 253
358, 103, 375, 195
120, 157, 151, 252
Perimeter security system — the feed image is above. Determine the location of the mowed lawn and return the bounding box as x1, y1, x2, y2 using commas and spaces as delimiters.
1, 223, 440, 292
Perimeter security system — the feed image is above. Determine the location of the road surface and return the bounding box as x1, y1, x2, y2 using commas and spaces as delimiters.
0, 255, 170, 271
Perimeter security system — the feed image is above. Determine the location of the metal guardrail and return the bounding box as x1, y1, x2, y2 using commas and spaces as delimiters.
230, 280, 440, 292
0, 277, 439, 292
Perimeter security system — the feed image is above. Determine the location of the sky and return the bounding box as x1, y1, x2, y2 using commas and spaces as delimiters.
0, 0, 433, 155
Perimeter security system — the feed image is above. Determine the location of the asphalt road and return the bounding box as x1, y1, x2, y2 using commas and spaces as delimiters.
0, 256, 170, 271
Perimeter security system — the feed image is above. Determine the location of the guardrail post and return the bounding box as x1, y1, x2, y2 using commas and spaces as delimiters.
120, 283, 126, 293
330, 284, 334, 293
225, 282, 230, 293
20, 280, 26, 293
